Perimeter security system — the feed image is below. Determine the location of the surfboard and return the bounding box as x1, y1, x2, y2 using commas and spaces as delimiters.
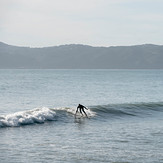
75, 113, 82, 119
75, 113, 88, 119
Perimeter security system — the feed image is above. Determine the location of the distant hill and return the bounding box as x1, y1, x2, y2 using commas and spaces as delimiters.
0, 42, 163, 69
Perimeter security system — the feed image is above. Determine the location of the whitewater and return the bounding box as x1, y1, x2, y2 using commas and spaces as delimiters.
0, 69, 163, 163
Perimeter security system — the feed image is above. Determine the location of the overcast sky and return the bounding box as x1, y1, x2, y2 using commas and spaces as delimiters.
1, 0, 163, 47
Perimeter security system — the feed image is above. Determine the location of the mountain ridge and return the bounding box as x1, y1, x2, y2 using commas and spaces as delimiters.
0, 42, 163, 69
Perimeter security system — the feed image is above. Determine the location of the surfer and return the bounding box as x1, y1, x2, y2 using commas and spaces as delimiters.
75, 104, 88, 117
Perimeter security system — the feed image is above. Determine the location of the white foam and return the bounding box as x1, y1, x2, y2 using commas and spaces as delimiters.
0, 107, 56, 127
52, 107, 96, 117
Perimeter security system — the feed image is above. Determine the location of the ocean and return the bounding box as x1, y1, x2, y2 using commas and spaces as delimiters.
0, 69, 163, 163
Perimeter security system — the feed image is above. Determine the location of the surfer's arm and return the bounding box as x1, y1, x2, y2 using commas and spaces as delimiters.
84, 106, 88, 110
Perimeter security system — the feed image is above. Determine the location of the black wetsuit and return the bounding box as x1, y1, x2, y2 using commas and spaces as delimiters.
76, 104, 88, 117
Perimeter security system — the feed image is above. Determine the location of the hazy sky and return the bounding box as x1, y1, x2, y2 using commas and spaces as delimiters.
1, 0, 163, 47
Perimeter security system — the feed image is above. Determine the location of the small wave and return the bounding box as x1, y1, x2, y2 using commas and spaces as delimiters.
1, 102, 162, 127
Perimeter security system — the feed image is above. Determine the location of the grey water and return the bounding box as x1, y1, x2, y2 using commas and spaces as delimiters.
0, 69, 163, 163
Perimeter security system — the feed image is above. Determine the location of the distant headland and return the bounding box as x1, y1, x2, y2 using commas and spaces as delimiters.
0, 42, 163, 69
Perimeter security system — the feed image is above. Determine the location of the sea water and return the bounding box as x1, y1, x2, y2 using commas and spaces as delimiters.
0, 69, 163, 163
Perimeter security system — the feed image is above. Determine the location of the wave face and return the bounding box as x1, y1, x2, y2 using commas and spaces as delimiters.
91, 102, 163, 118
1, 102, 163, 127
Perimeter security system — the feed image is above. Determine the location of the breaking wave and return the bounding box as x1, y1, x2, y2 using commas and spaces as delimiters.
0, 107, 56, 127
1, 102, 163, 127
